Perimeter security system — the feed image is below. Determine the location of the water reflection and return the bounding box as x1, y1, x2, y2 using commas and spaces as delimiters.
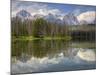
11, 40, 96, 74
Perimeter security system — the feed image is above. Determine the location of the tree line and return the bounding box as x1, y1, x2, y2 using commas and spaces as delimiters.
11, 17, 68, 38
11, 17, 96, 40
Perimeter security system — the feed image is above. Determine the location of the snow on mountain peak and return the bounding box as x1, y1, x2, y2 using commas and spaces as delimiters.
63, 14, 79, 25
16, 10, 32, 19
15, 10, 96, 25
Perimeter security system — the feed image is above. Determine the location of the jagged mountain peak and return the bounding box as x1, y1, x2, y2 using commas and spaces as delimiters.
15, 10, 95, 25
63, 14, 79, 25
16, 9, 32, 19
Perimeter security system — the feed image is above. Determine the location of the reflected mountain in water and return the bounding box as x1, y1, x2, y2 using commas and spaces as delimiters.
11, 40, 96, 74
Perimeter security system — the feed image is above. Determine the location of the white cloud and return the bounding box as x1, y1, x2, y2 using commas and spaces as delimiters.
72, 9, 81, 16
77, 11, 96, 24
33, 8, 62, 16
11, 1, 63, 17
11, 1, 48, 16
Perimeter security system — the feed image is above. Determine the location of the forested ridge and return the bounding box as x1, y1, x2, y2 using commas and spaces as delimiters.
11, 17, 95, 41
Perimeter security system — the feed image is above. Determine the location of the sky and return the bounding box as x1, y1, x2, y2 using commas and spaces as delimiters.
11, 0, 96, 17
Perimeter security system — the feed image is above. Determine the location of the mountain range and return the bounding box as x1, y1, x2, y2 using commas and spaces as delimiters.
14, 10, 96, 25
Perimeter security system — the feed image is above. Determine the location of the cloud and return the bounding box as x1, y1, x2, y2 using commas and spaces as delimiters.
77, 11, 96, 24
72, 9, 81, 16
11, 1, 63, 17
11, 1, 48, 16
35, 8, 62, 16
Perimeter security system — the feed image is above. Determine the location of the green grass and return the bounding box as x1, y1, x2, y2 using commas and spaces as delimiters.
43, 36, 71, 40
12, 36, 72, 41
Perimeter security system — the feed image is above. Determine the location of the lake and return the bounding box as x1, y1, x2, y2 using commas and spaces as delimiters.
11, 40, 96, 74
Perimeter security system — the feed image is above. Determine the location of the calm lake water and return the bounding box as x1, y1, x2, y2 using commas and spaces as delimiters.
11, 40, 96, 74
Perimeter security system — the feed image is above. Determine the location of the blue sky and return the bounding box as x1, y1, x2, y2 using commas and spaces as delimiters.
12, 0, 96, 17
47, 3, 95, 14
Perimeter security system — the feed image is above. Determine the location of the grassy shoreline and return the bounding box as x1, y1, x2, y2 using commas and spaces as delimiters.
12, 36, 72, 41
